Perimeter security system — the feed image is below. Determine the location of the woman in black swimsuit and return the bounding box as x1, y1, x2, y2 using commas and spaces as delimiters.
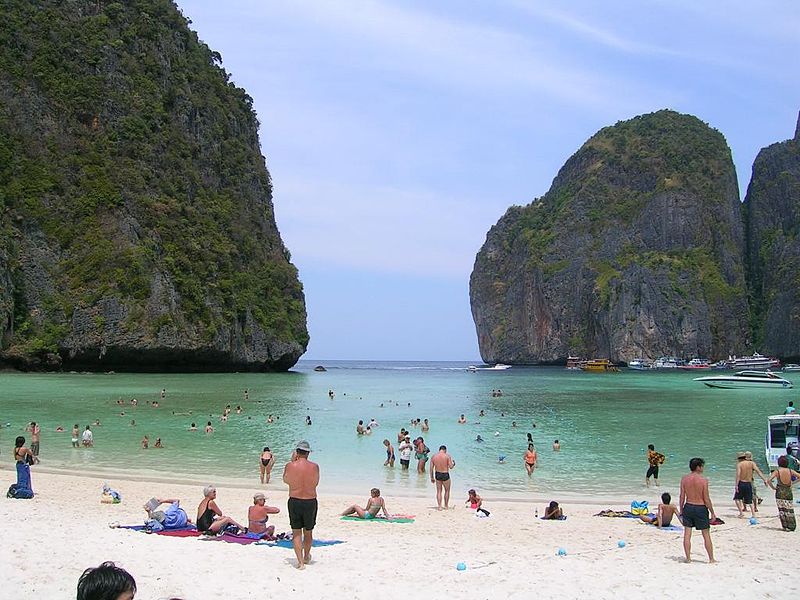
196, 486, 244, 534
259, 447, 274, 484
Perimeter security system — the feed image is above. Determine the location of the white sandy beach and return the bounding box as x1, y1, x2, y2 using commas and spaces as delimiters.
1, 469, 797, 599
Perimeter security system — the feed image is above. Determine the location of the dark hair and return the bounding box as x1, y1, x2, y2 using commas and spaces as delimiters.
661, 492, 671, 504
548, 501, 559, 509
648, 444, 655, 451
778, 455, 789, 468
15, 436, 25, 448
77, 561, 136, 600
439, 445, 447, 451
263, 446, 270, 452
554, 439, 559, 443
689, 457, 705, 471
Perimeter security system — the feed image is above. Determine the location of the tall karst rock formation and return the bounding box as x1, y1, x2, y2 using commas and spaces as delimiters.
743, 113, 800, 360
470, 110, 750, 364
0, 0, 308, 371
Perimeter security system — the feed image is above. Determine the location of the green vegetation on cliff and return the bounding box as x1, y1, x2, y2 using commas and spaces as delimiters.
0, 0, 307, 369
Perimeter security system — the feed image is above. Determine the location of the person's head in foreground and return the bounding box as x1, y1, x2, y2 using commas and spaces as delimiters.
296, 440, 311, 457
370, 488, 380, 497
661, 492, 671, 504
77, 561, 136, 600
689, 457, 704, 472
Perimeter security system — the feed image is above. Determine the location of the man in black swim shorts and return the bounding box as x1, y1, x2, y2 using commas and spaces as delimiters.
679, 457, 717, 563
283, 441, 320, 569
430, 445, 455, 510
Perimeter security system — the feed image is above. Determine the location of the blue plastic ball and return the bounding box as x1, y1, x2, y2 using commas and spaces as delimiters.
557, 548, 567, 556
618, 540, 626, 548
456, 562, 467, 571
749, 517, 757, 525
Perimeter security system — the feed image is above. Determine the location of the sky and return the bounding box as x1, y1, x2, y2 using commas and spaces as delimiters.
178, 0, 800, 361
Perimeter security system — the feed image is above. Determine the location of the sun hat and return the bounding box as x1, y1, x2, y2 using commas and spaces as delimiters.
253, 492, 265, 501
736, 451, 746, 459
744, 451, 753, 459
296, 440, 312, 452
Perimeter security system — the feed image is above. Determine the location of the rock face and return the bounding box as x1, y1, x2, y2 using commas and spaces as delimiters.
743, 113, 800, 360
0, 0, 308, 371
470, 110, 751, 364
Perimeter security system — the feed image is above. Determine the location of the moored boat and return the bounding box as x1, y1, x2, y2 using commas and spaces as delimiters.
783, 364, 800, 372
694, 370, 793, 389
580, 359, 619, 373
627, 359, 654, 370
654, 356, 683, 369
765, 414, 800, 469
725, 352, 781, 370
680, 358, 712, 370
565, 355, 582, 370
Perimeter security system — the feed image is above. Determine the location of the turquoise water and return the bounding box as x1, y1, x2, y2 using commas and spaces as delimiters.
1, 361, 795, 498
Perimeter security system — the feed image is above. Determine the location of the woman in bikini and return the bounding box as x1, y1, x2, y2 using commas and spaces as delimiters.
341, 488, 390, 519
196, 486, 244, 534
248, 492, 280, 539
259, 447, 274, 484
524, 443, 538, 476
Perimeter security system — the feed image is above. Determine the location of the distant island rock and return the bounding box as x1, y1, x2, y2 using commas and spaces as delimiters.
0, 0, 308, 371
470, 110, 754, 364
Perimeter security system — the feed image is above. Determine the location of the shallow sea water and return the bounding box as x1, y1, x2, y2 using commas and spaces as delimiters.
0, 360, 794, 499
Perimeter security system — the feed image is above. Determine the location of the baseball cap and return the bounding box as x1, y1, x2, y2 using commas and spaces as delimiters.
296, 440, 312, 452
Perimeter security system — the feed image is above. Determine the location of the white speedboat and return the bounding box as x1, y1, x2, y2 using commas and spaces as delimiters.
766, 414, 800, 468
627, 359, 654, 370
725, 352, 781, 370
783, 364, 800, 372
694, 370, 793, 389
467, 363, 511, 371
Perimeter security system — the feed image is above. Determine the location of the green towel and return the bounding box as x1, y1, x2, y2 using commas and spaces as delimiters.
340, 516, 414, 523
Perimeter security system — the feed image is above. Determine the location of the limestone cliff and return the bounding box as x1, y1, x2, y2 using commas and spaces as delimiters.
470, 110, 750, 364
743, 113, 800, 360
0, 0, 308, 371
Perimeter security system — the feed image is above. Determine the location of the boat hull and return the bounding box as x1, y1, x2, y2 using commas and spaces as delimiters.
696, 378, 793, 389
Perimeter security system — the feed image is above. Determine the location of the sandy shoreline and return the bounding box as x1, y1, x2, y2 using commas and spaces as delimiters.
2, 470, 797, 599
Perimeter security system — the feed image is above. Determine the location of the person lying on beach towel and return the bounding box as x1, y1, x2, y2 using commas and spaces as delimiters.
639, 492, 678, 528
144, 497, 191, 531
341, 487, 390, 519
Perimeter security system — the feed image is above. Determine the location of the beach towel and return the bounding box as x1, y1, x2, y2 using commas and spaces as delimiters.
340, 514, 415, 523
256, 539, 345, 548
594, 510, 640, 518
540, 516, 567, 521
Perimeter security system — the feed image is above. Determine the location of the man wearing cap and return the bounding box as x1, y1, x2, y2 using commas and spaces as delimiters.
734, 451, 767, 518
248, 492, 280, 539
283, 440, 320, 569
398, 436, 413, 470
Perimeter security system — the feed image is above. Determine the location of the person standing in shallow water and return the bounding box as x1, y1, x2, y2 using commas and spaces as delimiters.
646, 444, 665, 487
430, 445, 455, 510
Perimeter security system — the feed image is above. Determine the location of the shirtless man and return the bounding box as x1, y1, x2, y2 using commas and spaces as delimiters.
283, 441, 320, 569
734, 451, 767, 518
430, 445, 456, 510
679, 457, 717, 563
29, 422, 41, 463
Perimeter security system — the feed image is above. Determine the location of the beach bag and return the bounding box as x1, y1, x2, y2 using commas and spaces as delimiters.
7, 484, 34, 499
630, 500, 649, 515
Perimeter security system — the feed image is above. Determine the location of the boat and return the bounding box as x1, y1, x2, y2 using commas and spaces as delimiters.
565, 356, 583, 370
580, 359, 619, 373
725, 353, 781, 370
654, 356, 684, 369
467, 364, 511, 372
765, 414, 800, 469
627, 359, 654, 370
679, 358, 712, 370
694, 370, 793, 389
783, 364, 800, 372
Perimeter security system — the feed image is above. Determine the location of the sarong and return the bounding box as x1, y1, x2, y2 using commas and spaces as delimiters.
776, 482, 796, 532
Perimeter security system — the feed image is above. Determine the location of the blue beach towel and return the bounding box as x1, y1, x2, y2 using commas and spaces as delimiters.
255, 539, 345, 548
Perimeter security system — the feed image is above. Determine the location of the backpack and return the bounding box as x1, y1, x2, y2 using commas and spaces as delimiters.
630, 500, 649, 515
7, 484, 34, 499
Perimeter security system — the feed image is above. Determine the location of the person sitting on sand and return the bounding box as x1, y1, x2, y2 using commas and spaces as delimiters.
543, 501, 563, 520
640, 492, 678, 527
341, 488, 390, 519
196, 485, 244, 534
249, 492, 280, 539
466, 489, 490, 516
